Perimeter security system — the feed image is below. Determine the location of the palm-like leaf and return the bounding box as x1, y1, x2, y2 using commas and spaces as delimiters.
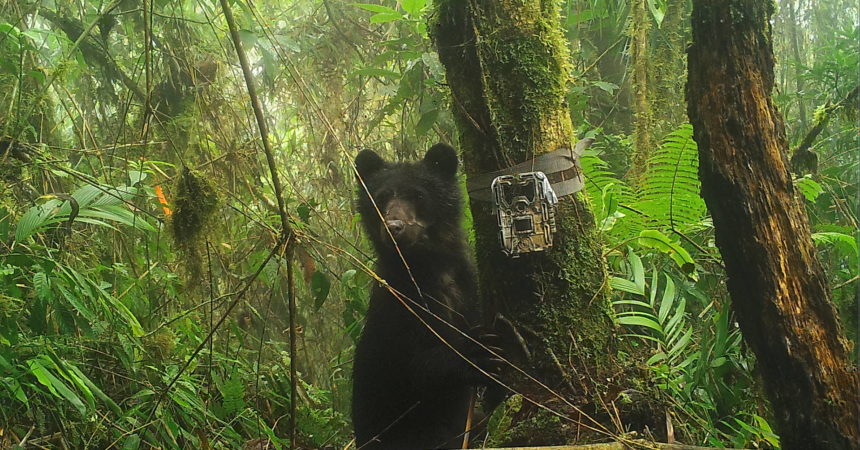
15, 184, 154, 242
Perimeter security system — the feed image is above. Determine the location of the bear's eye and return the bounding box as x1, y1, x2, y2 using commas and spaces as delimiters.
371, 188, 391, 201
400, 187, 426, 201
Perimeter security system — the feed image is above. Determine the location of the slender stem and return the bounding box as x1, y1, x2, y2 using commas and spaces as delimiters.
218, 0, 297, 446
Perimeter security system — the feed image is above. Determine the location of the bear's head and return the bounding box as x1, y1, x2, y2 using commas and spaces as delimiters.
354, 144, 462, 257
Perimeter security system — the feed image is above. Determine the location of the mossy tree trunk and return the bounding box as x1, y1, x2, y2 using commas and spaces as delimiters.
687, 2, 859, 448
432, 1, 643, 445
786, 0, 808, 131
627, 0, 654, 181
651, 0, 689, 137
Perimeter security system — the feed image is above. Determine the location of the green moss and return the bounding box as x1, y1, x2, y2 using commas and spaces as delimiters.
494, 408, 566, 446
143, 328, 177, 362
171, 167, 219, 248
478, 5, 573, 162
170, 167, 219, 283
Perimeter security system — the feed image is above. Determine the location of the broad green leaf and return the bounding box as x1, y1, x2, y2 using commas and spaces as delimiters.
91, 282, 144, 336
1, 377, 28, 405
15, 202, 55, 242
664, 297, 687, 343
65, 361, 122, 415
609, 276, 643, 295
646, 351, 667, 365
128, 170, 148, 185
89, 186, 137, 206
311, 271, 331, 310
45, 355, 95, 410
28, 359, 87, 414
617, 313, 662, 333
657, 275, 675, 323
68, 184, 104, 210
122, 435, 142, 450
27, 69, 46, 84
66, 217, 119, 231
612, 299, 653, 309
647, 0, 666, 26
0, 206, 9, 238
83, 206, 156, 231
297, 203, 312, 224
638, 230, 695, 273
238, 29, 257, 49
667, 327, 692, 361
0, 22, 22, 37
593, 81, 619, 93
401, 0, 426, 15
415, 109, 439, 136
57, 284, 96, 323
649, 267, 659, 308
628, 251, 645, 293
14, 185, 148, 241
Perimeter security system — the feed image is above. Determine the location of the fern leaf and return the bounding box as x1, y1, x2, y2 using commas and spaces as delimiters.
639, 124, 708, 230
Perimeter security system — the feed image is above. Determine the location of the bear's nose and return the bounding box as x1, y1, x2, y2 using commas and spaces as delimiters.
385, 219, 405, 236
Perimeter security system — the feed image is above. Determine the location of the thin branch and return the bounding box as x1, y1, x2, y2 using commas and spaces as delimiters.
790, 85, 859, 174
218, 0, 298, 447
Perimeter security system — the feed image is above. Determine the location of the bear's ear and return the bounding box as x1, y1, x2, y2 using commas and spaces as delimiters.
355, 149, 386, 179
423, 143, 459, 178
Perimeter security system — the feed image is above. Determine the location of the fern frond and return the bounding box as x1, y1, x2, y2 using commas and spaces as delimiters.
581, 153, 645, 239
639, 124, 708, 231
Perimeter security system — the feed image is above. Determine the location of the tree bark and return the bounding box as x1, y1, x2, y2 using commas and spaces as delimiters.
432, 1, 642, 445
787, 0, 808, 131
651, 0, 690, 138
686, 2, 859, 449
627, 0, 654, 181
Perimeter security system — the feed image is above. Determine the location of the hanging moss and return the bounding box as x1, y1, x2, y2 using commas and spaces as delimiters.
170, 167, 219, 283
171, 167, 219, 246
142, 328, 177, 363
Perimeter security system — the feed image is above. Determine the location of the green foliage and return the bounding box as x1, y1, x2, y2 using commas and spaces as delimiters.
586, 124, 706, 246
611, 251, 777, 448
795, 175, 824, 202
638, 124, 707, 230
589, 123, 794, 447
15, 184, 155, 242
812, 231, 858, 267
485, 394, 524, 447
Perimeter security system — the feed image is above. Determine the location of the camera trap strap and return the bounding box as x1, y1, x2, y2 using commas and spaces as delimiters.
465, 138, 594, 257
465, 138, 593, 203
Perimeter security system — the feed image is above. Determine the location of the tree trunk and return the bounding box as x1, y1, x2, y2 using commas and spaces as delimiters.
651, 0, 689, 138
627, 0, 654, 181
787, 0, 808, 131
686, 2, 859, 449
432, 1, 648, 445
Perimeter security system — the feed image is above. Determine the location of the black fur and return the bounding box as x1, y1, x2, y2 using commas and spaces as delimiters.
351, 144, 501, 449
